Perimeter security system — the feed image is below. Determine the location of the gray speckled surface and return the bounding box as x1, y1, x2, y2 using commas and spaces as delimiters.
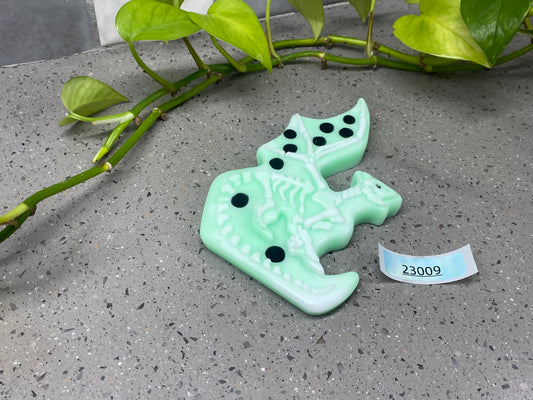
1, 3, 532, 400
0, 0, 93, 66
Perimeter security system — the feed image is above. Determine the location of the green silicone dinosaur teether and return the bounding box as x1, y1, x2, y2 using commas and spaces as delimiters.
200, 99, 402, 315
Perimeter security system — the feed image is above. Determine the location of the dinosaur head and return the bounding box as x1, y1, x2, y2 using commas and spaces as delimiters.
257, 99, 370, 178
351, 171, 402, 223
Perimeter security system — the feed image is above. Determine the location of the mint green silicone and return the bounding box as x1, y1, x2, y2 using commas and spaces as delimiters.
200, 99, 402, 315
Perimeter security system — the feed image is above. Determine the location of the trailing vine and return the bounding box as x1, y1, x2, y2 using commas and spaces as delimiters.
1, 0, 532, 243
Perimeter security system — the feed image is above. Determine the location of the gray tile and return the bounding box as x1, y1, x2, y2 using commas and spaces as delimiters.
1, 0, 343, 65
0, 0, 93, 66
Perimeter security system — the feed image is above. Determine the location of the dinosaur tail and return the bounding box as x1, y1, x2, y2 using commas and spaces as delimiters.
202, 225, 360, 315
274, 270, 359, 315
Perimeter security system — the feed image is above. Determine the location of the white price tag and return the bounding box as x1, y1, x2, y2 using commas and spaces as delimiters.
378, 244, 478, 284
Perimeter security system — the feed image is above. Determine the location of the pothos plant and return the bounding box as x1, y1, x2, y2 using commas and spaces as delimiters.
1, 0, 532, 243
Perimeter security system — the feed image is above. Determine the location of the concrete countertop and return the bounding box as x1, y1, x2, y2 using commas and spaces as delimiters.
1, 3, 532, 399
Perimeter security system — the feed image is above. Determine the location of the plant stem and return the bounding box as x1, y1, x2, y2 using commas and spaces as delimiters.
365, 0, 376, 57
327, 35, 366, 48
0, 209, 33, 242
265, 0, 283, 66
272, 35, 533, 70
0, 163, 111, 242
130, 87, 171, 116
129, 42, 176, 93
518, 28, 533, 38
210, 36, 247, 73
93, 65, 234, 162
159, 75, 222, 114
273, 37, 330, 49
183, 37, 210, 72
93, 66, 234, 161
265, 50, 422, 72
494, 42, 533, 65
374, 44, 423, 66
0, 114, 156, 242
0, 71, 230, 242
92, 120, 132, 163
106, 110, 162, 168
274, 36, 422, 67
67, 110, 134, 125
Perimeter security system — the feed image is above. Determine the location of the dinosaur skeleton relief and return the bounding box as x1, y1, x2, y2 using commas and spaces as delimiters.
201, 99, 402, 315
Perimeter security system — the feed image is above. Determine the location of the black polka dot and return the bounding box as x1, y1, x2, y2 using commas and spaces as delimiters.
269, 158, 284, 169
265, 246, 285, 263
231, 193, 249, 208
319, 123, 334, 133
343, 115, 356, 124
283, 129, 297, 139
283, 144, 298, 153
313, 136, 326, 146
339, 128, 354, 138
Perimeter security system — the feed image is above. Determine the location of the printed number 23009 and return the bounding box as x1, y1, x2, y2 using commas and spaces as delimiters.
402, 265, 442, 277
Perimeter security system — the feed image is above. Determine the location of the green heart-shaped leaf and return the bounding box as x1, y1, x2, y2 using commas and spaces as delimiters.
188, 0, 272, 72
347, 0, 373, 22
116, 0, 200, 43
287, 0, 325, 40
59, 77, 129, 126
461, 0, 532, 65
393, 0, 491, 67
